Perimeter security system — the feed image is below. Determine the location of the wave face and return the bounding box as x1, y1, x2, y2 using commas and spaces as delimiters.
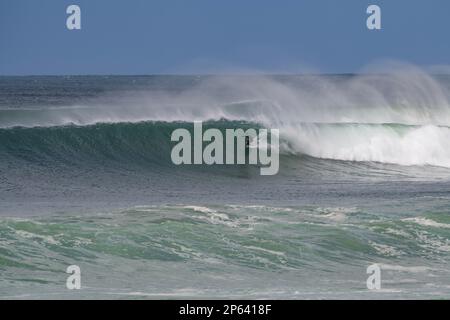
2, 121, 450, 171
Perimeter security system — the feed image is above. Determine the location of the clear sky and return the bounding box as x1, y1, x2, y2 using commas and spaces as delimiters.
1, 0, 449, 75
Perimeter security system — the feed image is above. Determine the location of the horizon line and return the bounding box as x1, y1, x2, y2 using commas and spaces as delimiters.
1, 72, 450, 77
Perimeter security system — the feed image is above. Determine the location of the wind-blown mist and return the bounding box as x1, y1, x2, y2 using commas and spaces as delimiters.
1, 65, 450, 168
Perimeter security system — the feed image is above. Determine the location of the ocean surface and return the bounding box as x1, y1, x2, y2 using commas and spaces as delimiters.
1, 72, 450, 299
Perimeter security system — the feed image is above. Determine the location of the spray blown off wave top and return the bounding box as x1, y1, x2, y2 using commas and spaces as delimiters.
2, 66, 450, 169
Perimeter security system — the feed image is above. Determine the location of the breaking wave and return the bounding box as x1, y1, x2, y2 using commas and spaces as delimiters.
1, 65, 450, 168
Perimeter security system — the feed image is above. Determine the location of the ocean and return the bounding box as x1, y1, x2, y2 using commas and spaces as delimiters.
1, 72, 450, 299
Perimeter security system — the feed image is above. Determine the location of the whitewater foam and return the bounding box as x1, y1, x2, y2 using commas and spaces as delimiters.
283, 123, 450, 168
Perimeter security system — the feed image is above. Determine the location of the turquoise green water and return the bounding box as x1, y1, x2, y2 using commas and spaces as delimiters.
1, 204, 450, 299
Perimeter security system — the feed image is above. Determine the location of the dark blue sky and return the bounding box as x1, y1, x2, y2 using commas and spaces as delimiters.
1, 0, 449, 75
